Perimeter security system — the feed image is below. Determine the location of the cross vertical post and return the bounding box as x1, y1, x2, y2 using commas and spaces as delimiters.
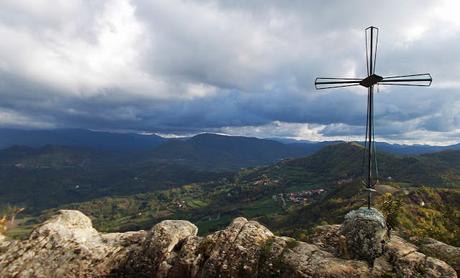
314, 26, 432, 209
367, 26, 374, 209
367, 85, 373, 209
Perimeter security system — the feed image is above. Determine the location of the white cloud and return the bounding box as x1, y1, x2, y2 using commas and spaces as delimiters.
0, 0, 460, 144
220, 121, 333, 141
0, 108, 54, 128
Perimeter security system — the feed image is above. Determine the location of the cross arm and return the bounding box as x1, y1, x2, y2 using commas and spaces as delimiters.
314, 77, 362, 90
378, 73, 432, 87
365, 26, 379, 75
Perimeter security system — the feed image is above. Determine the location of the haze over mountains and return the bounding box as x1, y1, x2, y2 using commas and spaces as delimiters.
1, 128, 460, 155
0, 129, 166, 151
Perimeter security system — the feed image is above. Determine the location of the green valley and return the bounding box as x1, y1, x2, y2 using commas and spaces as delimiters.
5, 142, 460, 248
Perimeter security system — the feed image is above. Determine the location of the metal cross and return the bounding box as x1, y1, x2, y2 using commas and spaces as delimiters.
314, 26, 432, 209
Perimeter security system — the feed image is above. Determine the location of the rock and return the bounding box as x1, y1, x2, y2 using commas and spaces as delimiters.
0, 209, 458, 277
425, 257, 458, 278
308, 224, 342, 255
386, 235, 418, 258
166, 235, 203, 278
0, 234, 11, 254
196, 217, 275, 276
371, 255, 393, 277
147, 219, 198, 276
114, 219, 198, 277
340, 207, 387, 262
29, 209, 98, 244
282, 241, 370, 277
0, 210, 147, 277
386, 235, 457, 278
417, 237, 460, 274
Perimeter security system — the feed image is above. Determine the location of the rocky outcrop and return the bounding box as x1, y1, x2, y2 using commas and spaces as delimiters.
0, 210, 147, 277
385, 235, 456, 277
416, 237, 460, 274
0, 209, 457, 277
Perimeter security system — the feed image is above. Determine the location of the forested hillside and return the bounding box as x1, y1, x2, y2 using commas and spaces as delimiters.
5, 143, 459, 247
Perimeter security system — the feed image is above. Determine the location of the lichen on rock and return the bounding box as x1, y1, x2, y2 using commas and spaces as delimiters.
341, 207, 387, 262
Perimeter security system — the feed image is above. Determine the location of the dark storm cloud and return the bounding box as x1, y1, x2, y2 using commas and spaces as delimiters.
0, 0, 459, 143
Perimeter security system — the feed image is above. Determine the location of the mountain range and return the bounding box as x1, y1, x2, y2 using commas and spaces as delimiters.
0, 140, 459, 209
1, 131, 459, 249
1, 129, 460, 212
1, 128, 460, 155
0, 128, 166, 151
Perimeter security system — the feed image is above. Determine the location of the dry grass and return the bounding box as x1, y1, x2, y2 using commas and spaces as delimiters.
0, 206, 24, 235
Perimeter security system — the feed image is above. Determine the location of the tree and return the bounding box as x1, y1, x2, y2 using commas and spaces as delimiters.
379, 193, 402, 238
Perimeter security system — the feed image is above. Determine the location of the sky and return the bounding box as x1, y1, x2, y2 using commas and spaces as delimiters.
1, 0, 460, 145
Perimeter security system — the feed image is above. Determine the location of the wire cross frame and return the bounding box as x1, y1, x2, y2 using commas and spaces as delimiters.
314, 26, 432, 209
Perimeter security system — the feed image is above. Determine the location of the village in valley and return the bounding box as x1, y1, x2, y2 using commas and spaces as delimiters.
273, 188, 326, 206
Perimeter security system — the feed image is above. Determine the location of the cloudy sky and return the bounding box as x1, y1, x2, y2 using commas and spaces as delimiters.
1, 0, 460, 145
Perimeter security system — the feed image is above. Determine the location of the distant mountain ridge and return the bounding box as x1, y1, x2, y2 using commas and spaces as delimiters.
269, 137, 460, 155
0, 128, 459, 156
372, 141, 460, 155
255, 142, 460, 186
0, 128, 166, 151
147, 133, 320, 170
